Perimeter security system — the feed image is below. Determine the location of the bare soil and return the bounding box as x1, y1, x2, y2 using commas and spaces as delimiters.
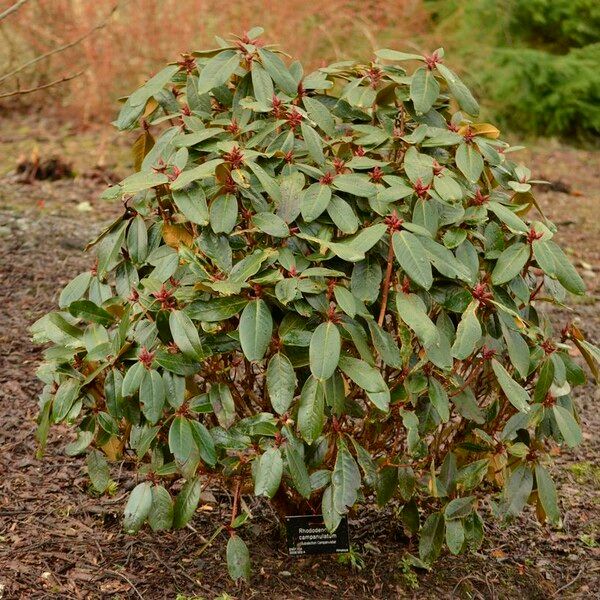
0, 119, 598, 599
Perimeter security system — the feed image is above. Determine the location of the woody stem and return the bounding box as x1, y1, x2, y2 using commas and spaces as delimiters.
378, 237, 395, 326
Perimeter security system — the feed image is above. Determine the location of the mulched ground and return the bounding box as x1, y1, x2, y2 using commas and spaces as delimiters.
0, 130, 599, 599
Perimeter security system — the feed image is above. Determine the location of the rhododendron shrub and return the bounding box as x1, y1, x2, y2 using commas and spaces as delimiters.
32, 28, 599, 579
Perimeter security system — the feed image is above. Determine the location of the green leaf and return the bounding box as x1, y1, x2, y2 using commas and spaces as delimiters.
535, 464, 560, 526
68, 300, 114, 326
392, 231, 433, 290
455, 143, 483, 183
173, 183, 209, 225
300, 183, 332, 222
332, 174, 377, 198
332, 440, 361, 514
322, 485, 342, 533
552, 405, 582, 447
190, 420, 217, 467
338, 356, 390, 411
124, 482, 152, 533
437, 63, 479, 115
227, 534, 251, 581
252, 212, 289, 237
284, 442, 311, 498
366, 319, 402, 368
445, 519, 465, 555
173, 476, 201, 528
139, 368, 166, 424
58, 272, 92, 308
52, 378, 81, 421
258, 48, 298, 96
410, 67, 440, 115
169, 310, 205, 361
154, 350, 200, 376
451, 300, 481, 359
148, 485, 174, 531
419, 511, 445, 564
301, 121, 325, 165
266, 352, 297, 414
254, 446, 283, 498
444, 496, 475, 520
239, 299, 273, 361
492, 359, 531, 413
376, 49, 424, 61
197, 50, 240, 95
209, 383, 236, 429
309, 321, 341, 381
277, 172, 304, 223
298, 376, 325, 444
303, 96, 336, 137
169, 416, 198, 469
429, 377, 450, 423
209, 193, 238, 234
534, 240, 585, 295
327, 195, 359, 234
87, 450, 110, 493
127, 215, 148, 264
491, 243, 529, 285
503, 464, 533, 517
251, 62, 274, 106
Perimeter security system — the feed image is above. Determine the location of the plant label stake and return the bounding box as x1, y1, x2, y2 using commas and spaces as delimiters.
285, 515, 349, 556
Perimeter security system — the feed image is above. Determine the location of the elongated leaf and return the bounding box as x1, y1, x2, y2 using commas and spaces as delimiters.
173, 476, 201, 528
300, 183, 332, 222
429, 377, 450, 422
148, 485, 174, 531
266, 353, 296, 414
227, 535, 251, 581
552, 405, 582, 447
338, 356, 390, 411
455, 143, 483, 183
298, 376, 325, 444
285, 442, 311, 498
437, 63, 479, 115
301, 121, 325, 165
535, 464, 560, 526
332, 440, 361, 514
309, 321, 341, 380
392, 231, 433, 290
451, 300, 481, 359
419, 511, 445, 563
87, 450, 110, 493
254, 446, 283, 498
239, 299, 273, 361
492, 359, 531, 413
411, 67, 440, 115
169, 310, 205, 360
491, 243, 529, 285
124, 482, 152, 533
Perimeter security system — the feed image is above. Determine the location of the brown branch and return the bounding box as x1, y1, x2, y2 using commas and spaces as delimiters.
0, 3, 118, 85
0, 70, 84, 99
230, 477, 242, 527
378, 236, 395, 326
0, 0, 29, 22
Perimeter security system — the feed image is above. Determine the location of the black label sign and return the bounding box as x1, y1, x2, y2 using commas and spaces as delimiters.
285, 514, 349, 556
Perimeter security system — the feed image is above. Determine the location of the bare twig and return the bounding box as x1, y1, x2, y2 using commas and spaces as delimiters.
0, 0, 29, 22
0, 3, 118, 85
109, 570, 145, 599
0, 70, 84, 99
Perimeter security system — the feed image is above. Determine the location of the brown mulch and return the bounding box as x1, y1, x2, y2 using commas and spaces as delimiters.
0, 140, 599, 599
